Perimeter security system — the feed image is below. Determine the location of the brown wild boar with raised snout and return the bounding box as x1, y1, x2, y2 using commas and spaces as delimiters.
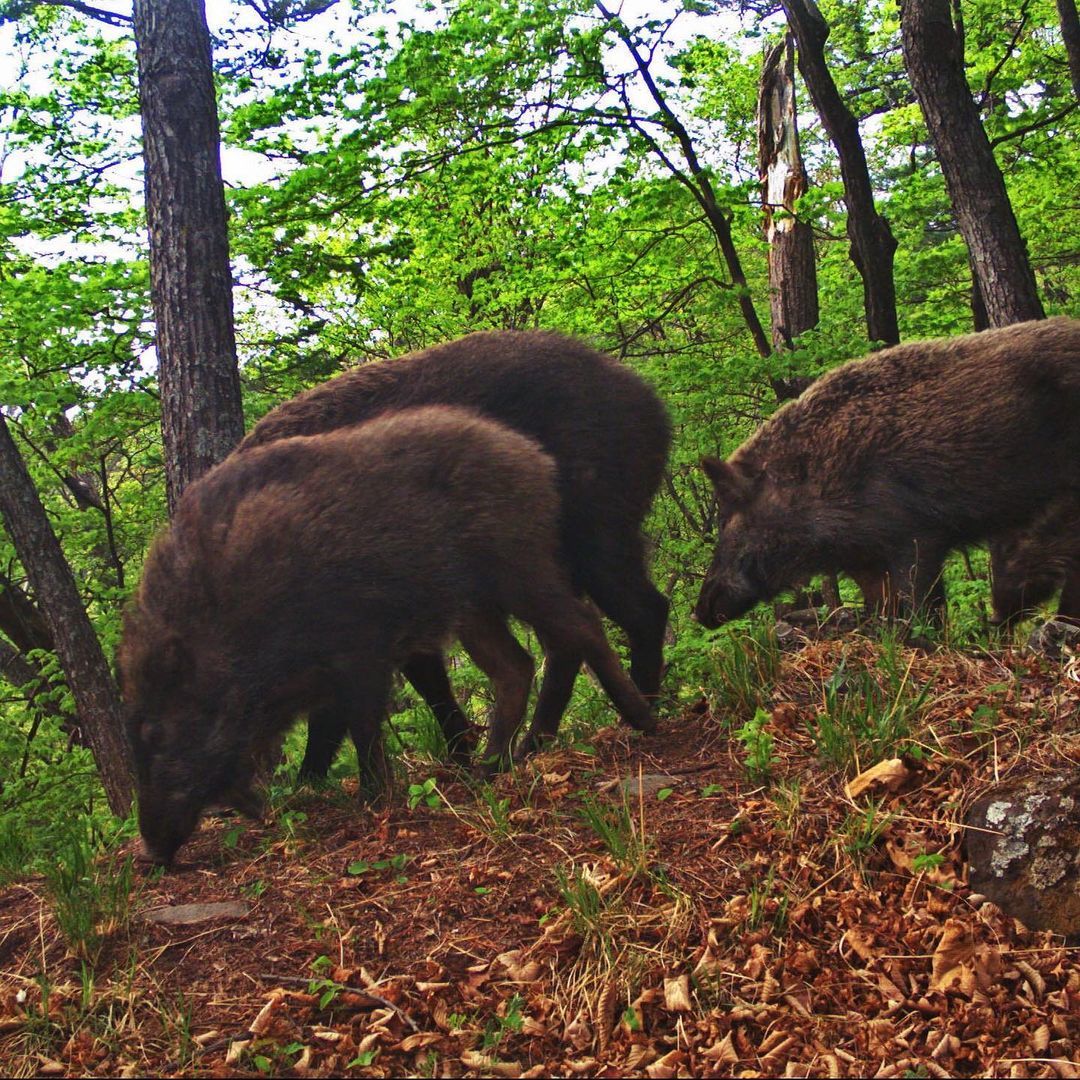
695, 318, 1080, 628
240, 330, 671, 777
990, 496, 1080, 628
120, 407, 655, 866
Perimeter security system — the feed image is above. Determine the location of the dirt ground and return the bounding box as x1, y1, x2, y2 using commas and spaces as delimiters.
1, 634, 1079, 1077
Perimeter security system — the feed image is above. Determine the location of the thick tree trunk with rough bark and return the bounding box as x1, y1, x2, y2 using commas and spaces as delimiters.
782, 0, 899, 346
0, 417, 132, 816
1057, 0, 1080, 101
133, 0, 244, 513
759, 35, 818, 402
899, 0, 1045, 327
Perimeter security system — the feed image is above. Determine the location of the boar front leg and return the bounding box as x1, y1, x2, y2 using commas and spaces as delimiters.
886, 541, 948, 625
1057, 570, 1080, 625
299, 650, 474, 782
341, 672, 394, 804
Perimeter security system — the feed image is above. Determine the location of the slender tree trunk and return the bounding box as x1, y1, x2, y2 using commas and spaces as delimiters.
1057, 0, 1080, 101
759, 35, 818, 401
595, 1, 773, 361
133, 0, 245, 513
781, 0, 900, 346
0, 416, 132, 816
899, 0, 1045, 326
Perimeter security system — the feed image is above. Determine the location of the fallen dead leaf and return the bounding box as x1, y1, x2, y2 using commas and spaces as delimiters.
663, 972, 692, 1012
845, 758, 910, 799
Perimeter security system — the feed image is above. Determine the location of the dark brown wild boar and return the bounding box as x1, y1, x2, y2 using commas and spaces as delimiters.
120, 407, 654, 865
990, 496, 1080, 627
695, 318, 1080, 627
240, 330, 671, 776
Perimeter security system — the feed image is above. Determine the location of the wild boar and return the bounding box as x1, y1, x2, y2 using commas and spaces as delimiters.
990, 496, 1080, 627
240, 330, 671, 773
695, 318, 1080, 627
120, 406, 655, 865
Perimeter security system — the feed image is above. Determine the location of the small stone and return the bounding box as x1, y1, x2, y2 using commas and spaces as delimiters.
144, 901, 250, 926
965, 773, 1080, 940
619, 773, 678, 799
1025, 618, 1080, 660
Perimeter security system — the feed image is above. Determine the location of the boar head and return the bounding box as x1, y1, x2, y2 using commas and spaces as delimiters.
122, 634, 263, 865
694, 455, 817, 628
989, 536, 1061, 628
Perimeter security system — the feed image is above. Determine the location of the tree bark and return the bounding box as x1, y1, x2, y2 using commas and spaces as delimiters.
133, 0, 245, 513
899, 0, 1045, 326
1057, 0, 1080, 101
759, 35, 818, 401
781, 0, 900, 346
0, 416, 132, 816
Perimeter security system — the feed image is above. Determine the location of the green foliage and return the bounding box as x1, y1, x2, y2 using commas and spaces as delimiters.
735, 707, 777, 783
811, 640, 931, 771
696, 619, 781, 721
42, 822, 134, 963
577, 789, 648, 873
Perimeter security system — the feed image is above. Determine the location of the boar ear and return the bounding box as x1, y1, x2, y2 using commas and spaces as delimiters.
700, 456, 757, 508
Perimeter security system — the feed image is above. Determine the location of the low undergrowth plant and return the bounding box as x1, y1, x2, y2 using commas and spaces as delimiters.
735, 707, 777, 782
812, 638, 932, 771
711, 617, 781, 720
43, 823, 135, 964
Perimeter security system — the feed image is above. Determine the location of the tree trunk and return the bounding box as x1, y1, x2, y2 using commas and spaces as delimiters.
759, 35, 818, 401
1057, 0, 1080, 101
133, 0, 245, 513
899, 0, 1045, 327
781, 0, 900, 346
0, 416, 132, 816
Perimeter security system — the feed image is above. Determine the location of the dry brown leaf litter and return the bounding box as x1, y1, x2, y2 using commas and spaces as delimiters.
0, 637, 1078, 1077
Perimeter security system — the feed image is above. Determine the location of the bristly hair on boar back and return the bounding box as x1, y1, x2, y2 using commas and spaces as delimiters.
120, 406, 654, 866
695, 317, 1080, 627
239, 329, 672, 778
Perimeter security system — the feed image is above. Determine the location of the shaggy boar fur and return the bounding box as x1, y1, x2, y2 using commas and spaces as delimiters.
241, 330, 671, 772
695, 318, 1080, 627
990, 496, 1080, 627
120, 407, 655, 865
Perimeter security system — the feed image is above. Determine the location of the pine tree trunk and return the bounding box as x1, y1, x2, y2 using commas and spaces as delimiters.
899, 0, 1045, 327
759, 35, 818, 402
133, 0, 245, 513
782, 0, 899, 346
0, 417, 132, 816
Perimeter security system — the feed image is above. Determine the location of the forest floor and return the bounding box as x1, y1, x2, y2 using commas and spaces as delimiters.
1, 627, 1079, 1078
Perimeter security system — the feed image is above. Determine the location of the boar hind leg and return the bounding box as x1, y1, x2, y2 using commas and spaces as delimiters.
458, 615, 535, 775
578, 534, 669, 700
515, 648, 582, 759
515, 586, 656, 747
400, 652, 475, 764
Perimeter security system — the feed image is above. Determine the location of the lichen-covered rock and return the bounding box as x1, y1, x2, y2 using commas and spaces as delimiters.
965, 772, 1080, 939
1025, 617, 1080, 660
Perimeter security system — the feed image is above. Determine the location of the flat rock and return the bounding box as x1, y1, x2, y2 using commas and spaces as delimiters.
965, 772, 1080, 939
144, 901, 250, 927
619, 773, 678, 799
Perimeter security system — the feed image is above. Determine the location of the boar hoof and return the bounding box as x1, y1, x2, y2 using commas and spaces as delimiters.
134, 837, 171, 869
